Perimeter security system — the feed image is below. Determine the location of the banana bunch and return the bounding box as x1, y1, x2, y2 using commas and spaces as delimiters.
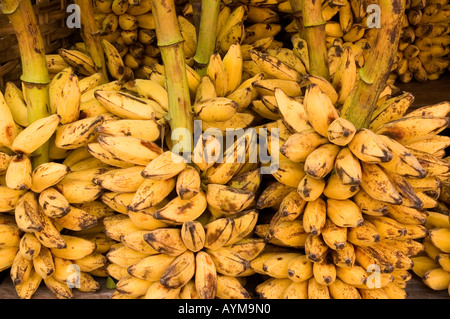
0, 62, 172, 298
411, 165, 450, 297
393, 0, 450, 83
241, 69, 450, 298
91, 0, 163, 74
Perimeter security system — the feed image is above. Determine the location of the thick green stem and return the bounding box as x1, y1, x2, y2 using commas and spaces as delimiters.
289, 0, 330, 80
153, 0, 193, 157
341, 0, 405, 129
193, 0, 221, 76
2, 0, 50, 167
75, 0, 109, 82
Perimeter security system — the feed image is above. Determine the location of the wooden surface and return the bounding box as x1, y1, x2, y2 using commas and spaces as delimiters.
0, 74, 449, 299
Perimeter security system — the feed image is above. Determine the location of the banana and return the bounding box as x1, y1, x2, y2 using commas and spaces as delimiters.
4, 82, 29, 127
407, 148, 450, 178
369, 92, 415, 131
307, 277, 331, 299
178, 15, 197, 58
103, 214, 142, 241
302, 198, 327, 235
153, 191, 207, 225
92, 166, 145, 192
206, 53, 228, 97
273, 87, 312, 133
297, 174, 326, 202
375, 116, 449, 145
193, 97, 238, 122
348, 128, 393, 163
127, 253, 176, 281
32, 246, 55, 280
252, 78, 302, 97
49, 68, 80, 124
107, 243, 151, 268
14, 191, 43, 232
58, 49, 97, 76
50, 235, 96, 260
280, 130, 328, 163
426, 211, 450, 229
284, 254, 313, 283
97, 134, 163, 165
11, 114, 60, 155
331, 46, 357, 105
73, 252, 107, 272
19, 232, 41, 260
326, 198, 364, 227
423, 268, 450, 290
95, 118, 160, 142
355, 245, 394, 274
301, 74, 339, 106
86, 142, 135, 168
360, 162, 403, 205
304, 143, 341, 179
10, 249, 33, 285
31, 162, 70, 193
95, 90, 164, 120
405, 135, 450, 154
303, 84, 340, 137
323, 173, 360, 200
382, 170, 423, 209
204, 217, 239, 250
256, 278, 292, 299
333, 147, 362, 186
365, 216, 408, 240
133, 79, 168, 111
144, 281, 181, 299
115, 275, 152, 298
54, 115, 104, 150
179, 220, 205, 253
305, 234, 329, 263
14, 269, 42, 299
313, 256, 337, 286
423, 236, 442, 260
244, 23, 281, 45
54, 205, 99, 231
102, 39, 126, 80
159, 250, 196, 289
437, 254, 450, 272
128, 177, 176, 212
120, 230, 159, 255
327, 117, 357, 146
5, 155, 32, 190
55, 178, 102, 204
216, 274, 250, 299
428, 228, 450, 253
386, 204, 427, 225
206, 246, 250, 277
270, 158, 306, 188
216, 8, 246, 54
43, 276, 74, 299
143, 228, 188, 257
206, 184, 254, 216
256, 181, 295, 210
321, 218, 347, 250
249, 50, 301, 82
0, 186, 26, 212
260, 219, 308, 249
39, 187, 71, 218
377, 135, 427, 178
223, 42, 243, 95
46, 53, 70, 74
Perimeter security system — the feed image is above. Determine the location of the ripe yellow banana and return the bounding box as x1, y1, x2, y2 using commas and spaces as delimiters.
5, 155, 32, 191
58, 49, 97, 76
11, 114, 60, 155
